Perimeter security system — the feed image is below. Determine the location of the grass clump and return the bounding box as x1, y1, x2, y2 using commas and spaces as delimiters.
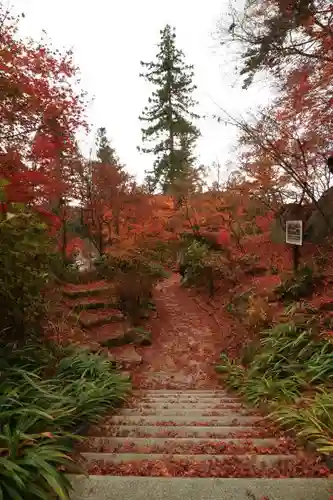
0, 340, 131, 499
216, 320, 333, 456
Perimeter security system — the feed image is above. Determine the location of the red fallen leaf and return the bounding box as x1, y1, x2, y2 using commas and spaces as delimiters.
84, 455, 330, 478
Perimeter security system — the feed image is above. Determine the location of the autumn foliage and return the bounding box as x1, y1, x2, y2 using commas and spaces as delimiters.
1, 0, 332, 313
0, 10, 86, 213
3, 2, 333, 490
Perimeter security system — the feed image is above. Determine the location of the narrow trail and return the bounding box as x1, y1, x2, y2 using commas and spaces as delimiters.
131, 273, 229, 390
73, 274, 331, 485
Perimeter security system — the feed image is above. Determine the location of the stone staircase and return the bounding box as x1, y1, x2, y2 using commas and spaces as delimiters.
70, 390, 333, 499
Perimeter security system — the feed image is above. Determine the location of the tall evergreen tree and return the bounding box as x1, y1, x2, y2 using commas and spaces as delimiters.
139, 24, 200, 193
95, 127, 121, 168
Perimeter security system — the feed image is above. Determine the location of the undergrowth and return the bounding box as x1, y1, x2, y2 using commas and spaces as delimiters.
95, 250, 167, 324
0, 213, 54, 344
0, 208, 132, 499
0, 340, 131, 499
275, 266, 323, 303
216, 320, 333, 456
178, 240, 230, 296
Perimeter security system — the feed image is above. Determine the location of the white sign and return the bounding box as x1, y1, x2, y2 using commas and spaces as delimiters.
286, 220, 303, 246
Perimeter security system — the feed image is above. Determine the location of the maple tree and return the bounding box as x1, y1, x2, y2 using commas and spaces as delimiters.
227, 81, 333, 247
75, 159, 127, 255
221, 0, 333, 88
217, 0, 333, 242
0, 5, 86, 230
74, 129, 162, 255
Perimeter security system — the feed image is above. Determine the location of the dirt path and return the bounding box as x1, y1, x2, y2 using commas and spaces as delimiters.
131, 274, 241, 390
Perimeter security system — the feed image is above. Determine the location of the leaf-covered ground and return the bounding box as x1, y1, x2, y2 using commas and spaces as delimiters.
72, 273, 331, 478
130, 273, 244, 389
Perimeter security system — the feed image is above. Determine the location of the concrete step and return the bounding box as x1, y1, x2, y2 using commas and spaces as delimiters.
138, 397, 242, 404
91, 425, 263, 438
108, 415, 260, 426
80, 452, 296, 466
119, 409, 253, 416
69, 476, 333, 500
133, 402, 245, 409
80, 436, 283, 450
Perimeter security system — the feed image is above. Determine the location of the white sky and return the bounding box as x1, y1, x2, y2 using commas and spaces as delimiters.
12, 0, 272, 184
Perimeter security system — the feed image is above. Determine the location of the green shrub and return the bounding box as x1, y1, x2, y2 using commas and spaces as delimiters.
180, 231, 222, 250
180, 241, 232, 295
1, 342, 130, 430
217, 320, 333, 454
0, 213, 54, 344
0, 424, 81, 500
218, 322, 333, 405
247, 322, 333, 384
275, 266, 322, 302
179, 240, 209, 284
272, 391, 333, 454
242, 376, 302, 406
96, 251, 167, 324
215, 353, 245, 390
0, 341, 131, 499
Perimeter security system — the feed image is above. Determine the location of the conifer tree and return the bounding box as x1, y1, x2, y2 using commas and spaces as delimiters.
96, 127, 121, 168
139, 24, 200, 193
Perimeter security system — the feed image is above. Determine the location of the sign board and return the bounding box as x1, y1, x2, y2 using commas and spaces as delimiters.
286, 220, 303, 246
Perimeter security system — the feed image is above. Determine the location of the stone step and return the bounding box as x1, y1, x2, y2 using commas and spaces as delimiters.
133, 402, 245, 409
119, 409, 253, 416
91, 425, 262, 438
81, 436, 283, 450
69, 476, 333, 500
80, 452, 296, 466
63, 284, 111, 299
78, 309, 125, 329
137, 398, 242, 406
72, 300, 117, 312
108, 415, 260, 426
